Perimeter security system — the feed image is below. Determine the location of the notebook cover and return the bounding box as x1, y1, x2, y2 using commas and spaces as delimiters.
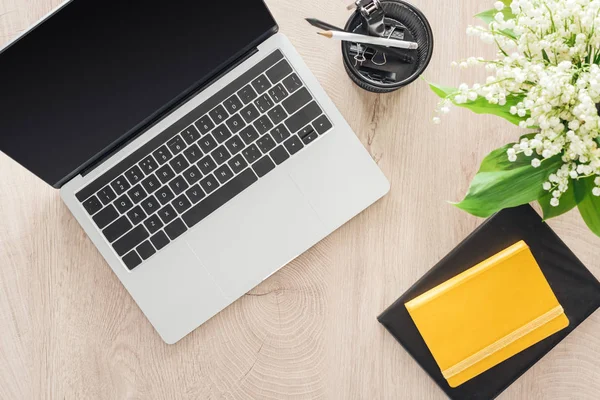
405, 241, 569, 387
378, 205, 600, 400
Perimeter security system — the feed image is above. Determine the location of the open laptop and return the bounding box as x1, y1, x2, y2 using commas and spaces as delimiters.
0, 0, 389, 344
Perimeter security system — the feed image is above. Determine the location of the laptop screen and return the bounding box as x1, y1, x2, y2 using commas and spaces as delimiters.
0, 0, 276, 187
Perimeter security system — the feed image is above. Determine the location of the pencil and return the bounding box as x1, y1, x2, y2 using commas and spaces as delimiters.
318, 30, 419, 50
305, 18, 415, 63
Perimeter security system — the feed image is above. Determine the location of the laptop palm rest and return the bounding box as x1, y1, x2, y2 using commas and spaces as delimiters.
184, 172, 328, 299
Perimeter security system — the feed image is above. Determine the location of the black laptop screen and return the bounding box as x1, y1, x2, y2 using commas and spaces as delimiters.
0, 0, 276, 187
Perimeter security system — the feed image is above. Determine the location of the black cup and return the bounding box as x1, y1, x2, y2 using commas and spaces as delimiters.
342, 0, 434, 93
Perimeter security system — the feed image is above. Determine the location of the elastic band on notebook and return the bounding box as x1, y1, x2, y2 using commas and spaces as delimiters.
441, 305, 564, 380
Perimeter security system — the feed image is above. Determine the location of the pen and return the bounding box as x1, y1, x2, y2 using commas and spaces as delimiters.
317, 30, 419, 50
305, 18, 415, 64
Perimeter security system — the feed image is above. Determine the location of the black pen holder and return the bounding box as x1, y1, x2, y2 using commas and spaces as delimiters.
342, 0, 433, 93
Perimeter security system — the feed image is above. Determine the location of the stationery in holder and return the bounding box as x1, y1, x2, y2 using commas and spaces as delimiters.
405, 241, 569, 388
378, 205, 600, 400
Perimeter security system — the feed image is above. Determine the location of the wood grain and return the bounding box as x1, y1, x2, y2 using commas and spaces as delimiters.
1, 0, 599, 399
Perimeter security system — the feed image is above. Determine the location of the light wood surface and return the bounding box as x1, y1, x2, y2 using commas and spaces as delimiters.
1, 0, 599, 399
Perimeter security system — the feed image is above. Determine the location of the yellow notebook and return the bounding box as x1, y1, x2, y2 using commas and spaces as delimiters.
405, 241, 569, 388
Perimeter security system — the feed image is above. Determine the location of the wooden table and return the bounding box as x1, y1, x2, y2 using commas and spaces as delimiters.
1, 0, 599, 398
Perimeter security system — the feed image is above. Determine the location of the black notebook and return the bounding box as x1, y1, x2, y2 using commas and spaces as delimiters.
378, 205, 600, 400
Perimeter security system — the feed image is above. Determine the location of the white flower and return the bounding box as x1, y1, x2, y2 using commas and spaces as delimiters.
595, 177, 600, 186
550, 198, 560, 207
531, 158, 542, 168
494, 1, 504, 11
593, 187, 600, 196
433, 117, 441, 124
543, 182, 552, 191
440, 106, 450, 114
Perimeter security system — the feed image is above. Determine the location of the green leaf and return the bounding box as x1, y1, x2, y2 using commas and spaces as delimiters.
454, 139, 563, 218
595, 136, 600, 147
428, 82, 458, 98
539, 181, 577, 220
574, 177, 600, 237
428, 82, 526, 125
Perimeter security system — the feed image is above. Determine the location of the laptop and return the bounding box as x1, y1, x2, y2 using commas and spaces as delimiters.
0, 0, 389, 344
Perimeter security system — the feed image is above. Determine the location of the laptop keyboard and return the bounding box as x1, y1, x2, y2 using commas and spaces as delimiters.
76, 50, 333, 271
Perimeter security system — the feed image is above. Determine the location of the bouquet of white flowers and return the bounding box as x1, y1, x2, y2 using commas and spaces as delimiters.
432, 0, 600, 237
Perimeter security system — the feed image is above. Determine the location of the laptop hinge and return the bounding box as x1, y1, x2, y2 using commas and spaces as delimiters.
78, 45, 261, 178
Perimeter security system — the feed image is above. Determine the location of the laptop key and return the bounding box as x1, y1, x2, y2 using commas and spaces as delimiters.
256, 134, 276, 153
282, 87, 312, 115
127, 206, 147, 225
301, 130, 319, 145
242, 144, 262, 164
284, 135, 304, 155
139, 156, 159, 174
115, 194, 134, 214
155, 186, 175, 205
238, 84, 258, 104
165, 218, 188, 240
181, 125, 201, 145
211, 146, 231, 165
268, 84, 289, 103
270, 146, 290, 165
83, 195, 103, 215
228, 154, 248, 174
255, 93, 274, 113
284, 101, 322, 133
266, 59, 293, 84
225, 114, 245, 134
224, 94, 243, 114
182, 165, 202, 185
172, 194, 192, 214
136, 241, 156, 261
169, 176, 189, 196
282, 73, 302, 93
199, 134, 218, 153
240, 103, 261, 124
198, 155, 218, 175
253, 116, 273, 135
169, 154, 189, 174
93, 204, 119, 229
103, 216, 133, 243
225, 135, 244, 155
185, 184, 206, 204
153, 145, 173, 165
251, 74, 271, 94
167, 135, 186, 155
122, 251, 142, 271
127, 184, 147, 204
141, 174, 161, 194
313, 115, 333, 135
156, 164, 176, 184
157, 204, 177, 224
209, 105, 228, 125
215, 165, 234, 184
113, 225, 149, 256
144, 214, 164, 235
124, 165, 144, 186
140, 195, 160, 215
267, 105, 287, 126
150, 231, 170, 251
271, 124, 291, 144
97, 186, 117, 205
183, 143, 203, 164
183, 168, 258, 228
195, 115, 215, 135
240, 125, 260, 145
212, 124, 232, 144
111, 176, 131, 196
252, 156, 276, 178
200, 174, 220, 195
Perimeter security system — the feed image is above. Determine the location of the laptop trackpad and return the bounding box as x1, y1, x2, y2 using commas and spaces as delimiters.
184, 174, 327, 299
